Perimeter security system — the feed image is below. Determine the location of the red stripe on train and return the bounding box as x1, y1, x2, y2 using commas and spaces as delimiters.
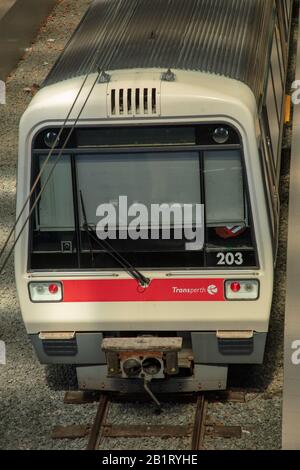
62, 278, 225, 302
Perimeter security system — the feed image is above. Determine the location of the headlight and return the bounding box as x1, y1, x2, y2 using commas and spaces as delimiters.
44, 130, 59, 148
225, 280, 259, 300
213, 127, 229, 144
28, 282, 63, 302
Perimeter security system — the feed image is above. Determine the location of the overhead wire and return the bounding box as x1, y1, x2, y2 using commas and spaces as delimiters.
0, 0, 142, 276
0, 70, 101, 274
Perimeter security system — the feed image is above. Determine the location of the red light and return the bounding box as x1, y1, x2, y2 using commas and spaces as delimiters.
48, 284, 59, 295
230, 282, 241, 293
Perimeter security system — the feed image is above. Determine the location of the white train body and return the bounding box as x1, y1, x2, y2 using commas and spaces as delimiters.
15, 0, 293, 392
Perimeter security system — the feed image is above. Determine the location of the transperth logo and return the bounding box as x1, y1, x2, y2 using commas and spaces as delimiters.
172, 285, 218, 295
207, 285, 218, 296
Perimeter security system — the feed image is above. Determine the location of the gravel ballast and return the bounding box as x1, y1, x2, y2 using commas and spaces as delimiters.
0, 0, 297, 450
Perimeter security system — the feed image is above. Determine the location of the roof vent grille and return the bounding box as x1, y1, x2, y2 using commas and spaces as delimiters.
109, 87, 159, 117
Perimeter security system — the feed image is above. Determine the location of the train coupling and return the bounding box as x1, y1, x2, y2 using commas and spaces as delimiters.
101, 337, 183, 380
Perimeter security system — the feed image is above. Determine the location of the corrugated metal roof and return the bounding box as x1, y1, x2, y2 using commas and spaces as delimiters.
44, 0, 275, 102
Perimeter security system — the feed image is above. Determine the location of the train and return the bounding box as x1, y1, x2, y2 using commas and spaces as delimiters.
15, 0, 293, 398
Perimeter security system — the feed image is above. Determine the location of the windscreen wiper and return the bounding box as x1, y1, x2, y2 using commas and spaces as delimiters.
79, 191, 150, 287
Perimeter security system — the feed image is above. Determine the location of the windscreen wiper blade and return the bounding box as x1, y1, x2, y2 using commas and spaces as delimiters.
79, 191, 150, 287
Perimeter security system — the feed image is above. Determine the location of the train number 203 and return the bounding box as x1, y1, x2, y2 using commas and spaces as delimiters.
216, 252, 244, 266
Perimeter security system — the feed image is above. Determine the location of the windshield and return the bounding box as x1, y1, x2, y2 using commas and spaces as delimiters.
29, 125, 258, 271
76, 151, 201, 228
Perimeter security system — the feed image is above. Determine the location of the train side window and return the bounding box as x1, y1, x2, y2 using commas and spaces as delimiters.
276, 0, 289, 70
265, 14, 286, 173
272, 22, 284, 118
265, 61, 281, 169
280, 0, 289, 39
283, 0, 290, 33
282, 2, 288, 38
259, 123, 279, 252
275, 20, 284, 88
203, 150, 245, 226
286, 0, 292, 24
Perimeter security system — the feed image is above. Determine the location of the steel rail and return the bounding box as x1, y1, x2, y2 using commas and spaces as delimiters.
85, 392, 208, 450
86, 394, 109, 450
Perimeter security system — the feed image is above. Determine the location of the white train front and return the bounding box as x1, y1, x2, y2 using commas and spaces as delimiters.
15, 0, 293, 393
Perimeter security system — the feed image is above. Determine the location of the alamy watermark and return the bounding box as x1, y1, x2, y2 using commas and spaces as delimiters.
0, 80, 5, 105
291, 340, 300, 365
95, 196, 204, 250
0, 340, 6, 365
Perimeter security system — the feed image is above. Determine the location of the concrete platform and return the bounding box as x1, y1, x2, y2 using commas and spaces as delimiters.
0, 0, 57, 81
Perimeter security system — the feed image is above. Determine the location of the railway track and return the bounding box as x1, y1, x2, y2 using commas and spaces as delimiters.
52, 391, 244, 450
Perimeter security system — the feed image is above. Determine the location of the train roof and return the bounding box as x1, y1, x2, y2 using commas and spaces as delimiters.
44, 0, 275, 102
